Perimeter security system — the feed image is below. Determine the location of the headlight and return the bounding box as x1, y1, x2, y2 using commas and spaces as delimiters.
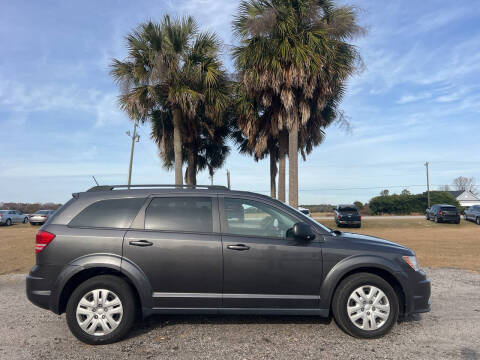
402, 255, 420, 271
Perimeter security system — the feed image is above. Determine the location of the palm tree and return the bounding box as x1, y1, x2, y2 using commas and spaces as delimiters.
111, 16, 229, 186
151, 108, 231, 185
233, 0, 363, 207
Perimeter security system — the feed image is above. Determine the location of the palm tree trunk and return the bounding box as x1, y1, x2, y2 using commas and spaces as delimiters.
173, 108, 183, 186
269, 144, 277, 198
288, 120, 298, 208
185, 145, 197, 186
278, 131, 288, 202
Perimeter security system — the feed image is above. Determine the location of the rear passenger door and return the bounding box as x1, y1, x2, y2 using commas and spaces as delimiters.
123, 195, 223, 310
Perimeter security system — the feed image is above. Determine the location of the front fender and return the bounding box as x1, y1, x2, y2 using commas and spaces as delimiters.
50, 254, 153, 314
319, 254, 407, 309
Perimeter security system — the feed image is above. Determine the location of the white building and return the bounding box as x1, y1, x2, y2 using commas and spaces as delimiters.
448, 190, 480, 207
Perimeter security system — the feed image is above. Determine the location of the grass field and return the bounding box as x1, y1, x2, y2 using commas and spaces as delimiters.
0, 219, 479, 275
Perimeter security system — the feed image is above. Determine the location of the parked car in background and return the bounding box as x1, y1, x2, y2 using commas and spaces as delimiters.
334, 204, 361, 228
425, 204, 460, 224
29, 210, 56, 226
27, 184, 430, 344
464, 205, 480, 225
0, 210, 29, 226
298, 207, 311, 217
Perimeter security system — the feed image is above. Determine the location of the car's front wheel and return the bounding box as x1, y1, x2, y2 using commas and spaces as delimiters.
477, 217, 480, 225
332, 273, 399, 338
66, 275, 136, 345
23, 217, 29, 223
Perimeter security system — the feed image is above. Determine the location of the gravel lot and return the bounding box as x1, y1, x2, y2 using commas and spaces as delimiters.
0, 268, 479, 360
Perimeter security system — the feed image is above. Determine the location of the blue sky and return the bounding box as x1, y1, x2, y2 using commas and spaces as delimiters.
1, 0, 479, 205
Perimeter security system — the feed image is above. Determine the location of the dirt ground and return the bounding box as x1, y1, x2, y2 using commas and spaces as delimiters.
0, 218, 479, 275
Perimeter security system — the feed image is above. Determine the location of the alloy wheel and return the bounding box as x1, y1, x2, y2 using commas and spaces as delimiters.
347, 285, 390, 331
76, 289, 123, 336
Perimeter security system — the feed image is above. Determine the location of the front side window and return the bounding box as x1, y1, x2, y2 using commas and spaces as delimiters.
69, 198, 146, 229
145, 197, 213, 233
224, 198, 296, 238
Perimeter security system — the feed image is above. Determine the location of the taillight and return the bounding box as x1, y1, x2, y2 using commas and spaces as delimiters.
439, 211, 443, 216
337, 215, 341, 220
35, 231, 55, 253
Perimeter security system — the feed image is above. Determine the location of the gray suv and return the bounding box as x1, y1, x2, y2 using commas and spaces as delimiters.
27, 185, 430, 344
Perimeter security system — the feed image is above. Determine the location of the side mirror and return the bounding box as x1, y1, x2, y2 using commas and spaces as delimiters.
292, 222, 315, 241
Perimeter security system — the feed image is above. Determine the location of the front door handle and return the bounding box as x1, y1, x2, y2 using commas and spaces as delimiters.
129, 240, 153, 247
227, 244, 250, 251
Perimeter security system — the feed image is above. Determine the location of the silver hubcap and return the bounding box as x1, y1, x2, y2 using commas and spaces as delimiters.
347, 285, 390, 331
76, 289, 123, 336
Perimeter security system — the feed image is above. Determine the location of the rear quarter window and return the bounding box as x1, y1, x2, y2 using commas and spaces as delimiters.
69, 198, 146, 229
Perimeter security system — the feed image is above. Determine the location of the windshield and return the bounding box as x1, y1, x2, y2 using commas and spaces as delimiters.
338, 207, 358, 212
36, 210, 51, 214
441, 207, 457, 212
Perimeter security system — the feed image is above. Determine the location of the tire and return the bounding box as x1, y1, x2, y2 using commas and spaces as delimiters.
455, 219, 460, 224
66, 275, 136, 345
434, 216, 439, 223
357, 224, 362, 228
332, 273, 399, 339
23, 217, 29, 224
477, 217, 480, 226
6, 219, 12, 226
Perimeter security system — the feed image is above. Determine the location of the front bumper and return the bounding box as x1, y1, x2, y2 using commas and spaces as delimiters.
404, 270, 431, 315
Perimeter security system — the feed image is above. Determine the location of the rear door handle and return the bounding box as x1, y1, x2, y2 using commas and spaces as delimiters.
227, 244, 250, 251
129, 240, 153, 247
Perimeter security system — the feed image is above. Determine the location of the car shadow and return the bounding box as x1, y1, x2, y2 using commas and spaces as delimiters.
126, 314, 333, 340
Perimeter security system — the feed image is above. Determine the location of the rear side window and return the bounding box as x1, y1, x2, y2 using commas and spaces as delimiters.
145, 197, 213, 233
69, 198, 146, 229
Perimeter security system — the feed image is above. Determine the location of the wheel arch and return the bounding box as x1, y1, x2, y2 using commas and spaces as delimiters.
321, 256, 407, 315
52, 254, 152, 316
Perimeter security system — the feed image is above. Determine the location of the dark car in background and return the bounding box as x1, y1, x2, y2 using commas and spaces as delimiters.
334, 204, 361, 228
425, 204, 460, 224
29, 210, 56, 226
27, 185, 430, 344
464, 205, 480, 225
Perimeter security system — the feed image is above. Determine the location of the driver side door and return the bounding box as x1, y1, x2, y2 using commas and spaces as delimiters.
220, 196, 323, 310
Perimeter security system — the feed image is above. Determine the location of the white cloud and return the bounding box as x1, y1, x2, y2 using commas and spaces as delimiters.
397, 92, 431, 104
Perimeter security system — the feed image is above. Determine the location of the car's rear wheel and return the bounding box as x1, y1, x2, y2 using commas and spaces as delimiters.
477, 217, 480, 225
6, 219, 12, 226
66, 275, 136, 345
332, 273, 399, 338
434, 215, 439, 223
23, 217, 28, 223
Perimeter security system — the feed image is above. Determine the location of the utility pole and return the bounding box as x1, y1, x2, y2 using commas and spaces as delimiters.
209, 174, 214, 186
126, 120, 140, 189
226, 170, 231, 190
425, 161, 430, 208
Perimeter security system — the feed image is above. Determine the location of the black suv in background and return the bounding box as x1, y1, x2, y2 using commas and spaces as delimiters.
27, 185, 430, 344
425, 204, 460, 224
464, 205, 480, 225
334, 204, 361, 228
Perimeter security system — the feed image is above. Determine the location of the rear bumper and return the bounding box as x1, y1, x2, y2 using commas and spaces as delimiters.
337, 220, 361, 225
439, 215, 460, 222
26, 273, 51, 311
29, 217, 47, 224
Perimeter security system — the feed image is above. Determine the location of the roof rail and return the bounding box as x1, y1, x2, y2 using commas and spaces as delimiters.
86, 184, 229, 192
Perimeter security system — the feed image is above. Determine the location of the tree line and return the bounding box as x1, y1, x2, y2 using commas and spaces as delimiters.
110, 0, 364, 207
